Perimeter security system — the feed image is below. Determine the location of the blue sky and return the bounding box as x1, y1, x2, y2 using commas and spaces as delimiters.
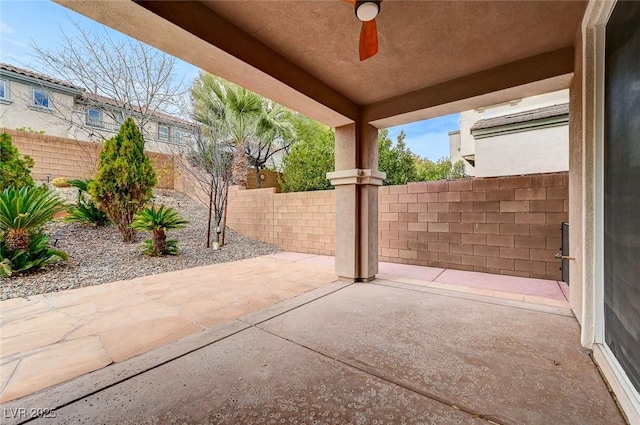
0, 0, 459, 160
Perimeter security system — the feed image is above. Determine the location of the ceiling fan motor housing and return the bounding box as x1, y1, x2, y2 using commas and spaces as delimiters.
355, 1, 381, 22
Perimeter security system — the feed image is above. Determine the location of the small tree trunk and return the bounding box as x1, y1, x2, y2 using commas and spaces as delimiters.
255, 166, 262, 188
114, 210, 136, 243
221, 188, 229, 247
122, 228, 136, 243
152, 229, 166, 255
206, 176, 214, 248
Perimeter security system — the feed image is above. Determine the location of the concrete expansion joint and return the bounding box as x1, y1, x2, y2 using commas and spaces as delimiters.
257, 325, 504, 425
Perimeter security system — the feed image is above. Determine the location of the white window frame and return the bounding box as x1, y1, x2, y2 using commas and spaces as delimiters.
0, 79, 7, 101
158, 124, 169, 141
173, 128, 191, 145
32, 88, 51, 109
86, 108, 102, 127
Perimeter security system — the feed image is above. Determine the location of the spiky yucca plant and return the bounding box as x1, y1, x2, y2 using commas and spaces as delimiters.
130, 205, 187, 256
0, 186, 65, 251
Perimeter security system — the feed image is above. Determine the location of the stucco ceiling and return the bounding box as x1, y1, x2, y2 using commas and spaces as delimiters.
56, 0, 586, 128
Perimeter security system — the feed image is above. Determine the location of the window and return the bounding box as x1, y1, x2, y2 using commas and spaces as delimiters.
86, 108, 102, 127
0, 80, 7, 100
32, 88, 50, 109
174, 129, 189, 144
115, 111, 124, 124
158, 124, 169, 141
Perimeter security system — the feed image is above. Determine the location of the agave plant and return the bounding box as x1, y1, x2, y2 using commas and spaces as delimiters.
130, 205, 188, 256
0, 186, 65, 251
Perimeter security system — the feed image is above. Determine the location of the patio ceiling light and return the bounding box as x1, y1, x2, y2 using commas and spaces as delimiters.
355, 1, 380, 22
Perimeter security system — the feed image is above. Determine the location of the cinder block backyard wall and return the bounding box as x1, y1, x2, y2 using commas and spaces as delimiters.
3, 128, 176, 189
225, 172, 569, 280
226, 187, 335, 256
378, 173, 568, 280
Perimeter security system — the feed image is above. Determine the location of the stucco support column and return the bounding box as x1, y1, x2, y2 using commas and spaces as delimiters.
327, 123, 385, 282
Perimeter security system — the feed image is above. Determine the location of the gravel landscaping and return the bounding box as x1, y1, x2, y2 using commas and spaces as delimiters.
0, 187, 281, 301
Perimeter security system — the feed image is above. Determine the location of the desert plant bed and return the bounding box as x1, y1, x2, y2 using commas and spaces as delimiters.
0, 187, 280, 300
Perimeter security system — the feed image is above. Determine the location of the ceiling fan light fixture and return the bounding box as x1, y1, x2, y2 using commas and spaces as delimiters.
355, 1, 380, 22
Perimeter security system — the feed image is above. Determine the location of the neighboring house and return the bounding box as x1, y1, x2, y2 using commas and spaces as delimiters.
0, 63, 194, 154
450, 89, 569, 177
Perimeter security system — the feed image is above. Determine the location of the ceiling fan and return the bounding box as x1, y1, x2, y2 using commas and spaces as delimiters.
344, 0, 382, 61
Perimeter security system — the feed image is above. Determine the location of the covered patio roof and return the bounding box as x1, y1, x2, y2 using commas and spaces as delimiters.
56, 0, 585, 127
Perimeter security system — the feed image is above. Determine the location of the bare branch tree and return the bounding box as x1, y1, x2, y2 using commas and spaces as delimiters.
177, 124, 245, 248
28, 20, 188, 143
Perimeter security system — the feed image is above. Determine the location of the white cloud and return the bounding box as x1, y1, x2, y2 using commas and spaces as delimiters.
3, 37, 29, 49
0, 21, 15, 35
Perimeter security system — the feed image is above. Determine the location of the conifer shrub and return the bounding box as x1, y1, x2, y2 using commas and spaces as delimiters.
89, 118, 157, 242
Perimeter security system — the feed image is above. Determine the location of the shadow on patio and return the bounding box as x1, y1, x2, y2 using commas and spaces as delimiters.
1, 253, 626, 424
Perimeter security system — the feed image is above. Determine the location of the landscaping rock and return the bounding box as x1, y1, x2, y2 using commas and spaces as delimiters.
0, 189, 281, 300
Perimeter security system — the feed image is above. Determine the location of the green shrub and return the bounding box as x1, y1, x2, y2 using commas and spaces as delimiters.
280, 118, 335, 192
0, 132, 35, 191
51, 177, 71, 187
65, 179, 109, 226
66, 200, 110, 227
130, 205, 187, 256
0, 186, 67, 276
89, 118, 157, 242
0, 234, 68, 277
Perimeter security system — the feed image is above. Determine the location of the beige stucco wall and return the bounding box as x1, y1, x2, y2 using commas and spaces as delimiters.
0, 80, 75, 138
569, 28, 584, 327
457, 90, 570, 178
448, 130, 476, 176
474, 125, 569, 177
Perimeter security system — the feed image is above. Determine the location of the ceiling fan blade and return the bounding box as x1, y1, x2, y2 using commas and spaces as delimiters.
359, 19, 378, 61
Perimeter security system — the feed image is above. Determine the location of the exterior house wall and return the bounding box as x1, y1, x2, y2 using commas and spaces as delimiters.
453, 90, 570, 178
67, 111, 187, 156
226, 172, 568, 281
0, 78, 76, 138
448, 130, 475, 176
474, 126, 569, 177
4, 128, 175, 189
576, 2, 640, 422
0, 64, 191, 155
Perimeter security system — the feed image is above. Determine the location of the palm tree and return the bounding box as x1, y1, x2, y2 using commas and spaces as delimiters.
191, 73, 295, 188
0, 186, 65, 252
130, 205, 188, 256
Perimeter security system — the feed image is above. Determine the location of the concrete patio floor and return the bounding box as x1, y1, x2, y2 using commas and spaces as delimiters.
2, 252, 624, 424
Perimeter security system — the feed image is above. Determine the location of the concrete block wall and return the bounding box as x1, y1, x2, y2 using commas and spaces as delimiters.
4, 128, 175, 189
378, 172, 568, 280
226, 172, 568, 281
226, 187, 335, 256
